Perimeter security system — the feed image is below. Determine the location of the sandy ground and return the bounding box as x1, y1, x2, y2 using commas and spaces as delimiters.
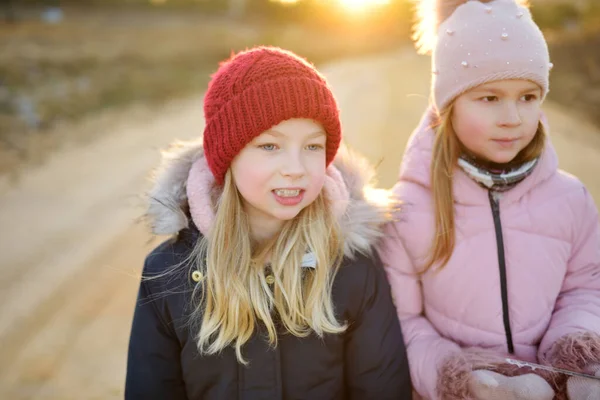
1, 48, 599, 399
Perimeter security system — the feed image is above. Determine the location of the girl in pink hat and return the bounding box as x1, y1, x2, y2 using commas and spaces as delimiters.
380, 1, 600, 399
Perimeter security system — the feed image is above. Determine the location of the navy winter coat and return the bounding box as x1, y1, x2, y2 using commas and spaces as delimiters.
125, 141, 412, 399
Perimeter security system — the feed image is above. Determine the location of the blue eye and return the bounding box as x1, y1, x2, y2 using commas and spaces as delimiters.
307, 144, 324, 151
259, 144, 277, 151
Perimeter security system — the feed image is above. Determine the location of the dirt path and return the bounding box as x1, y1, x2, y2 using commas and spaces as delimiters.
0, 99, 204, 398
1, 49, 599, 399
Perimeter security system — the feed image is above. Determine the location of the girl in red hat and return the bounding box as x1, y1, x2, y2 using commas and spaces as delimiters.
125, 46, 412, 399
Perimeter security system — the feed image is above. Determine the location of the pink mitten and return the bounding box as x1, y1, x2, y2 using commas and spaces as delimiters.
437, 348, 554, 399
469, 370, 555, 400
541, 332, 600, 399
566, 365, 600, 400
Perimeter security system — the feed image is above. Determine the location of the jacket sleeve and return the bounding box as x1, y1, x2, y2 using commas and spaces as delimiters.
379, 222, 462, 400
539, 187, 600, 368
125, 266, 188, 400
344, 252, 413, 399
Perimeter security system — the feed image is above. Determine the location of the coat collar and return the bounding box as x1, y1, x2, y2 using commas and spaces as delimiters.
146, 140, 393, 258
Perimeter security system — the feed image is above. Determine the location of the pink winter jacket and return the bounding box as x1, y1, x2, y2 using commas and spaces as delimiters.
379, 109, 600, 399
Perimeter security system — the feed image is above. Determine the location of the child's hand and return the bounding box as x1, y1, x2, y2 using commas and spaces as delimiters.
566, 364, 600, 400
468, 370, 555, 400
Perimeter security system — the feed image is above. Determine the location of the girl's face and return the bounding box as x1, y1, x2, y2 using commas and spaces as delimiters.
231, 118, 327, 238
452, 79, 543, 164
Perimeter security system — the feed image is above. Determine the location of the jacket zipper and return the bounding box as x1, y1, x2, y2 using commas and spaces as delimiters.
488, 190, 515, 354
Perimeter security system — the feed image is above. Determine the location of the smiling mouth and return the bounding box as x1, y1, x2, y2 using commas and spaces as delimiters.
273, 189, 302, 197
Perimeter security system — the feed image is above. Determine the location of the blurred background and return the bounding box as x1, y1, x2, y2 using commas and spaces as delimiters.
1, 0, 599, 174
0, 0, 599, 398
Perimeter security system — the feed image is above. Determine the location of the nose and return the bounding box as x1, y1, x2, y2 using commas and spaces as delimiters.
280, 150, 306, 180
498, 101, 522, 128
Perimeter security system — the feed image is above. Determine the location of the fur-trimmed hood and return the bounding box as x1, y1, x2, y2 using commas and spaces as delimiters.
146, 140, 392, 258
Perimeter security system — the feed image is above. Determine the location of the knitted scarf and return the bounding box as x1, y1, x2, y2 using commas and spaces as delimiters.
457, 155, 538, 192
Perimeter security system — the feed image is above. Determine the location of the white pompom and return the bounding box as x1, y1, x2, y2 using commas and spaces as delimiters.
412, 0, 531, 54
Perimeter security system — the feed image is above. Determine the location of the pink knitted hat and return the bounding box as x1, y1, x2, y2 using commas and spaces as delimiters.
418, 0, 551, 112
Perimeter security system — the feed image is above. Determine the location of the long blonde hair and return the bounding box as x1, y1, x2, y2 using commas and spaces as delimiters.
188, 169, 346, 363
424, 104, 546, 273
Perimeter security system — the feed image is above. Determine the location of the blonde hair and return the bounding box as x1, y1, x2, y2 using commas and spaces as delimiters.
424, 104, 545, 273
188, 170, 346, 363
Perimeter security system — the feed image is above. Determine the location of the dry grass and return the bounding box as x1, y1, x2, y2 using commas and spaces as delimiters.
540, 1, 600, 126
530, 1, 600, 124
0, 6, 409, 176
547, 31, 600, 127
1, 2, 598, 178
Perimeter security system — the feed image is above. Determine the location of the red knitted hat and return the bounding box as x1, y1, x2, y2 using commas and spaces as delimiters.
202, 46, 342, 185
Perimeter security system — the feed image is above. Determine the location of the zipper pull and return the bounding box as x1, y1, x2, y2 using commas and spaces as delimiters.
490, 190, 503, 204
